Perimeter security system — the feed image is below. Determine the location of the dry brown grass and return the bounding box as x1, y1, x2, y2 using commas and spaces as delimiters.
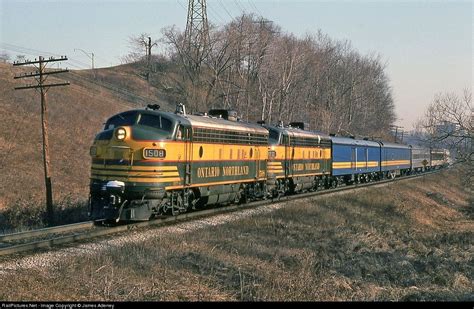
0, 168, 472, 301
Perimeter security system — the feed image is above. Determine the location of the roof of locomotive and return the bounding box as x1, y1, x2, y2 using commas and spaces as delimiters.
151, 110, 269, 135
330, 136, 381, 147
266, 125, 332, 142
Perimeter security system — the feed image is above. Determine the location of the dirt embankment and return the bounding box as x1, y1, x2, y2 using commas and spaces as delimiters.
0, 168, 472, 301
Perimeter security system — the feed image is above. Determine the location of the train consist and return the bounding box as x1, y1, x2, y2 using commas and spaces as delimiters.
89, 104, 449, 222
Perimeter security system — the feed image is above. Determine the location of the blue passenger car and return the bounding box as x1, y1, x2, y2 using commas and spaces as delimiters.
331, 137, 381, 183
379, 141, 411, 177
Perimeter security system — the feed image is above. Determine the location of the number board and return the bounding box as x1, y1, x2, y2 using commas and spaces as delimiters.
143, 148, 166, 159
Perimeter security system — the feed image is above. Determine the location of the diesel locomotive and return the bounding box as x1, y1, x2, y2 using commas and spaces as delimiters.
89, 104, 449, 223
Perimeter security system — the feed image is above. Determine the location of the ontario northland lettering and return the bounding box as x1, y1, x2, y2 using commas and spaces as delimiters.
197, 166, 249, 178
293, 162, 320, 171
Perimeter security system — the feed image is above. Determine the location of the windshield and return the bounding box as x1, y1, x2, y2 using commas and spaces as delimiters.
137, 114, 174, 133
104, 112, 174, 134
104, 111, 137, 130
268, 129, 280, 144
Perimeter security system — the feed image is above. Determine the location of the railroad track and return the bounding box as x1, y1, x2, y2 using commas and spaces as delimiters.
0, 170, 440, 258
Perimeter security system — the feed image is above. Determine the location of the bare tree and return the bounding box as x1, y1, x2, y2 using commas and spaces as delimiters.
122, 33, 151, 63
120, 33, 160, 81
0, 52, 10, 63
422, 90, 472, 166
129, 13, 397, 139
159, 25, 210, 112
15, 54, 26, 63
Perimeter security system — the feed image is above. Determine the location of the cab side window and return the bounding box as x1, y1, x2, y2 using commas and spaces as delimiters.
176, 125, 186, 140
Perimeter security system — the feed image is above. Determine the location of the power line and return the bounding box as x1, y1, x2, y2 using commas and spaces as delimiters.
68, 71, 161, 107
247, 0, 263, 16
176, 0, 188, 12
233, 0, 246, 13
206, 2, 226, 24
1, 42, 59, 58
217, 0, 235, 20
0, 42, 109, 69
0, 42, 92, 69
67, 82, 134, 109
74, 48, 94, 69
1, 42, 162, 106
242, 0, 257, 13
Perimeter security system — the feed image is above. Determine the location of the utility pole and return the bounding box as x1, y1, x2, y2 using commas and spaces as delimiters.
254, 17, 274, 29
13, 56, 70, 225
74, 48, 95, 78
251, 18, 274, 122
145, 37, 157, 81
147, 37, 155, 66
390, 125, 404, 143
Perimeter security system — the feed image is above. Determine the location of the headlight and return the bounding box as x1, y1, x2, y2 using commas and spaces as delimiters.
115, 127, 126, 140
90, 146, 97, 156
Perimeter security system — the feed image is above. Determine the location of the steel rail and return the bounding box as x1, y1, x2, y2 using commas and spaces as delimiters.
0, 170, 440, 258
0, 221, 94, 242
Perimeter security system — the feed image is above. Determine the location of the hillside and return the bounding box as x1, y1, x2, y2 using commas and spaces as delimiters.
0, 62, 170, 210
0, 168, 472, 300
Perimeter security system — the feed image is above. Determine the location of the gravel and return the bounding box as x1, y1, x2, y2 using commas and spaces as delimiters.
0, 200, 291, 274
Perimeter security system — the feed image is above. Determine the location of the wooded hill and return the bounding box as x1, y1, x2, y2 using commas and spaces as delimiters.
136, 14, 396, 137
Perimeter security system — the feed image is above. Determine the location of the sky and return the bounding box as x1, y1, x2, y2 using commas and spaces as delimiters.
0, 0, 472, 130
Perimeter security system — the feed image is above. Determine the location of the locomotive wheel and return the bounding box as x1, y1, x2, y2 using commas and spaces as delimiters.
238, 186, 248, 204
273, 191, 282, 201
185, 189, 196, 210
172, 194, 184, 216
